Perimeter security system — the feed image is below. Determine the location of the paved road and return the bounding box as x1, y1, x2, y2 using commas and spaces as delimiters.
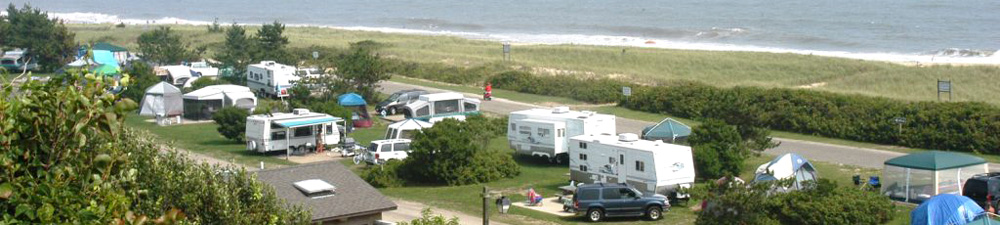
379, 80, 999, 170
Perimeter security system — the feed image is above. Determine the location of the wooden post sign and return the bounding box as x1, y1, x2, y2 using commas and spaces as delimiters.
937, 80, 952, 101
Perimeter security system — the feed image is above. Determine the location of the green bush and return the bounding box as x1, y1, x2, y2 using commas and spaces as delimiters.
188, 77, 230, 92
0, 71, 309, 223
688, 120, 776, 179
698, 179, 894, 225
361, 160, 405, 188
386, 59, 506, 85
400, 117, 520, 185
212, 106, 250, 142
398, 208, 460, 225
488, 71, 627, 103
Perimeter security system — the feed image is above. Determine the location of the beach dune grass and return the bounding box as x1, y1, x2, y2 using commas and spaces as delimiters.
69, 24, 1000, 104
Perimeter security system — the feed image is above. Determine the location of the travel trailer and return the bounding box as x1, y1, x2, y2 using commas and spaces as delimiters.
156, 65, 197, 87
401, 92, 480, 121
247, 61, 298, 98
568, 133, 695, 201
507, 107, 616, 163
245, 109, 343, 153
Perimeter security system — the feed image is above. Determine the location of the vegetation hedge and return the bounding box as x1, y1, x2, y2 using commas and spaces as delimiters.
488, 71, 628, 103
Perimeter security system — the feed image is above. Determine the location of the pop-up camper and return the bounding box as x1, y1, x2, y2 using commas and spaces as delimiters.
401, 92, 480, 122
507, 107, 615, 163
569, 133, 696, 200
245, 109, 343, 153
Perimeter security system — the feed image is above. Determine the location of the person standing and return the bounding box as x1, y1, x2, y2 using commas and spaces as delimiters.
484, 82, 493, 101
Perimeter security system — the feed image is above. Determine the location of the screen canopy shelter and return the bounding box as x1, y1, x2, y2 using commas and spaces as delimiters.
882, 151, 988, 204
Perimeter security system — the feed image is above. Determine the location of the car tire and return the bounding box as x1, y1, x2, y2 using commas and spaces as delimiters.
389, 107, 397, 115
586, 208, 603, 222
645, 206, 662, 220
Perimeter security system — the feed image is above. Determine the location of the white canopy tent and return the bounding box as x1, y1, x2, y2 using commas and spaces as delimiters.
182, 85, 257, 120
384, 119, 433, 139
139, 82, 184, 118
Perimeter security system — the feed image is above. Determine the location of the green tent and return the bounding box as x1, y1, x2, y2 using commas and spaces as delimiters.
640, 118, 691, 144
882, 151, 988, 204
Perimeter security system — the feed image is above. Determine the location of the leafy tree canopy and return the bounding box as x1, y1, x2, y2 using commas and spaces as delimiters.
137, 26, 193, 65
0, 4, 76, 72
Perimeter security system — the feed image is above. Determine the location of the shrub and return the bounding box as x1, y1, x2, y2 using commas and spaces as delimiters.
400, 117, 520, 185
212, 106, 250, 142
688, 120, 776, 179
361, 160, 405, 188
398, 208, 460, 225
188, 77, 230, 91
698, 178, 894, 225
488, 71, 627, 103
0, 71, 309, 223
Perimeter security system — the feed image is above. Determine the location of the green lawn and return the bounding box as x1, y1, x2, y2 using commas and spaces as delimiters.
124, 115, 296, 167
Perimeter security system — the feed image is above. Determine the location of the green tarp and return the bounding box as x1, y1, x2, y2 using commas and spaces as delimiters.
884, 151, 986, 170
641, 118, 691, 143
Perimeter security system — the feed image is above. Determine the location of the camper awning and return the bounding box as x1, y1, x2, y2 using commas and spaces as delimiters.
273, 117, 342, 128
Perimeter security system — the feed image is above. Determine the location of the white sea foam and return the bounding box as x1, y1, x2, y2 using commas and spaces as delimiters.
47, 12, 1000, 66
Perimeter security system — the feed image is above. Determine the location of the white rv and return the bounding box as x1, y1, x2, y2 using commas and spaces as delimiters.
569, 133, 695, 200
507, 107, 616, 163
245, 109, 343, 153
401, 92, 480, 122
246, 61, 298, 98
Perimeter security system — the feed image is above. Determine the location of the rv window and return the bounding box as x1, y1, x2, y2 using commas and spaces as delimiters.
579, 165, 588, 172
579, 154, 587, 160
271, 131, 286, 140
463, 102, 477, 111
636, 161, 645, 172
579, 142, 588, 149
386, 128, 397, 139
416, 106, 430, 116
558, 129, 564, 137
399, 130, 417, 139
620, 155, 624, 165
609, 157, 616, 164
511, 123, 516, 131
325, 125, 334, 134
393, 142, 410, 152
601, 188, 621, 199
538, 128, 550, 137
434, 100, 460, 114
293, 127, 312, 137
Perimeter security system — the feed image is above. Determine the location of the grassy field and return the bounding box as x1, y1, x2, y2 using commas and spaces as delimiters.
69, 23, 1000, 104
124, 115, 295, 167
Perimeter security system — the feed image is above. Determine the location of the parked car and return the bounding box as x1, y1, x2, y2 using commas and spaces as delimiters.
963, 172, 1000, 211
572, 183, 669, 222
377, 89, 427, 115
187, 61, 219, 77
363, 139, 412, 164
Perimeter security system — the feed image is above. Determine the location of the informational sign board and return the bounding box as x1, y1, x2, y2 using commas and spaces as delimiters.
937, 80, 952, 101
312, 51, 319, 59
622, 86, 632, 96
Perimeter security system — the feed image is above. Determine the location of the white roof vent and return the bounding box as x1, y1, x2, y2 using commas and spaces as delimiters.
552, 106, 570, 114
293, 179, 336, 199
618, 133, 639, 142
292, 108, 310, 115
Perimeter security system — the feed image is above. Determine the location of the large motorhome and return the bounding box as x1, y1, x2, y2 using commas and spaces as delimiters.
245, 109, 343, 153
401, 92, 480, 122
569, 133, 696, 201
507, 107, 615, 163
247, 61, 298, 98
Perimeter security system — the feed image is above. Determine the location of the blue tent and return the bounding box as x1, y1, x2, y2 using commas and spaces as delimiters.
641, 118, 691, 143
911, 194, 984, 225
337, 93, 367, 106
753, 153, 818, 190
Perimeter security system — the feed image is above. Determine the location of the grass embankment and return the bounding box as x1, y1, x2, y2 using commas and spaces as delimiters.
69, 23, 1000, 104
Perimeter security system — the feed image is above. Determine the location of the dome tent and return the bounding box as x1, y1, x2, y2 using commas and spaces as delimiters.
384, 119, 433, 139
753, 153, 818, 190
882, 151, 988, 203
338, 92, 372, 128
139, 82, 183, 117
640, 118, 691, 144
911, 194, 984, 225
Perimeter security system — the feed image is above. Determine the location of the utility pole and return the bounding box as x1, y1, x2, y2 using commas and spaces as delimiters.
482, 186, 490, 225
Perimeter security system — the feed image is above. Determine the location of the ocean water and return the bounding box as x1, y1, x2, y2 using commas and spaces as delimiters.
7, 0, 1000, 64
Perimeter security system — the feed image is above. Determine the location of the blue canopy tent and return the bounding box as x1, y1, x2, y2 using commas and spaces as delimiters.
641, 118, 691, 143
911, 194, 984, 225
753, 153, 818, 191
338, 93, 372, 128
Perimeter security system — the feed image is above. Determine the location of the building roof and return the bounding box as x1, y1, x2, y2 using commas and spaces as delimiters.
884, 150, 986, 170
570, 133, 690, 153
182, 85, 254, 100
511, 107, 615, 121
256, 161, 397, 222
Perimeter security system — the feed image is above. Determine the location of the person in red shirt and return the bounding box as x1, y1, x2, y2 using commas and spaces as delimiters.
484, 82, 493, 100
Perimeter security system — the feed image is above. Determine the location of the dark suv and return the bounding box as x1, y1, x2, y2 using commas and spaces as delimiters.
572, 183, 670, 222
376, 89, 427, 115
963, 172, 1000, 211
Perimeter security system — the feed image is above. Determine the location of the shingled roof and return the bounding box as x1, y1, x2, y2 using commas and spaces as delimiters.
256, 161, 397, 222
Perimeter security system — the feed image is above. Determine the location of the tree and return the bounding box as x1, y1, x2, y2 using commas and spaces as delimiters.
120, 61, 160, 102
0, 70, 309, 223
215, 24, 255, 85
0, 4, 76, 73
398, 208, 460, 225
401, 117, 520, 185
213, 106, 250, 142
336, 45, 391, 102
255, 21, 290, 63
137, 26, 192, 65
688, 120, 776, 179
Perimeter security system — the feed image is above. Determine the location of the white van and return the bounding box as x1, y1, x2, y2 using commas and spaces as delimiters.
362, 139, 413, 164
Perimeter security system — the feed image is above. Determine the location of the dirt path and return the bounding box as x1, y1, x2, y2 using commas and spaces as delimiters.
383, 198, 513, 225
